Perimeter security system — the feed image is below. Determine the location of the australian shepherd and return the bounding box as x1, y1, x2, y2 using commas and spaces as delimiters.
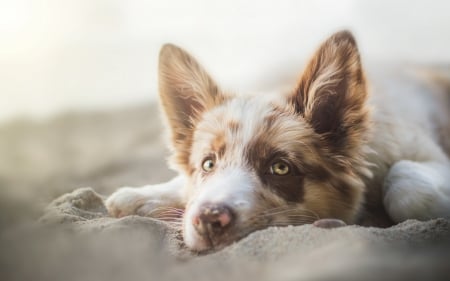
106, 31, 450, 252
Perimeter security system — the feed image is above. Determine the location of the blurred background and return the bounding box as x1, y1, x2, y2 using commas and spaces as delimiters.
1, 0, 450, 226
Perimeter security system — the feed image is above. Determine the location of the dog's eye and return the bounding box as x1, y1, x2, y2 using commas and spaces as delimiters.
202, 158, 215, 172
270, 161, 290, 176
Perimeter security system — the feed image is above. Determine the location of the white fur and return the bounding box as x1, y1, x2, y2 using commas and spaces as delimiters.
105, 176, 186, 217
207, 96, 280, 147
183, 167, 256, 250
383, 160, 450, 222
106, 64, 450, 250
368, 67, 450, 222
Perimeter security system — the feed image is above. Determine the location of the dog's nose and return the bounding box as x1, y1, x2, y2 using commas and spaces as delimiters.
192, 204, 234, 236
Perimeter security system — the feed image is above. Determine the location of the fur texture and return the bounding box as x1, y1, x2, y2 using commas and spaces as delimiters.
106, 31, 450, 251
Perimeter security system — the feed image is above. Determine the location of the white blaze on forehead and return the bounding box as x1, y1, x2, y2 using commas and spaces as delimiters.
190, 167, 256, 211
219, 95, 283, 145
191, 94, 287, 165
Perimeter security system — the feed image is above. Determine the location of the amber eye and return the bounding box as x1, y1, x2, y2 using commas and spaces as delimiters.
202, 158, 215, 172
270, 161, 290, 176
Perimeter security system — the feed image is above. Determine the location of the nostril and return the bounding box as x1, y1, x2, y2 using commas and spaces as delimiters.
194, 204, 234, 234
211, 221, 222, 229
216, 211, 232, 227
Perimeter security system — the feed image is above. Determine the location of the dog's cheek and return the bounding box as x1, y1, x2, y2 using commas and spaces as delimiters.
301, 179, 359, 223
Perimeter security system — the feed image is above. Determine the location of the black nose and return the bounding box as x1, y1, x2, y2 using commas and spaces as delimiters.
192, 204, 235, 236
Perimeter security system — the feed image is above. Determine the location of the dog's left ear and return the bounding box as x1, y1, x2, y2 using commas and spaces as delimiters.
292, 31, 369, 152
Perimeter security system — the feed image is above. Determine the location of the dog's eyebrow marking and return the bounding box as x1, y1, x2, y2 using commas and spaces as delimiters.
227, 120, 241, 135
211, 133, 226, 157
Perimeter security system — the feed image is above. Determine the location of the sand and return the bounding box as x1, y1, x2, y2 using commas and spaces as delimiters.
0, 187, 445, 281
1, 103, 450, 281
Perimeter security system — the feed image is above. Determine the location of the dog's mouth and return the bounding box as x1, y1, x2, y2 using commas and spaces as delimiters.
191, 224, 261, 254
197, 218, 348, 252
195, 233, 234, 254
180, 202, 320, 252
184, 215, 284, 253
147, 206, 250, 252
149, 204, 319, 253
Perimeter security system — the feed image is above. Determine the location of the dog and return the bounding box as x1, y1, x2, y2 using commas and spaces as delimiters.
105, 31, 450, 252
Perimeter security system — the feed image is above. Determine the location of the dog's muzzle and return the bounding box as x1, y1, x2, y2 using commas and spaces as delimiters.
191, 203, 235, 243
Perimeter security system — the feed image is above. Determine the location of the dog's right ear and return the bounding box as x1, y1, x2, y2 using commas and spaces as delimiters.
158, 44, 226, 171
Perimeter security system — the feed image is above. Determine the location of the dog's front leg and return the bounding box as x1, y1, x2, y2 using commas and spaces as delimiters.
105, 176, 186, 218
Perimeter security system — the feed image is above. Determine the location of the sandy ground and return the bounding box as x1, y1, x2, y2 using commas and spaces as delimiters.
0, 103, 176, 227
1, 102, 450, 281
2, 187, 450, 281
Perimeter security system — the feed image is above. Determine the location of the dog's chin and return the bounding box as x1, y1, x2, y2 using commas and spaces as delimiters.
183, 228, 236, 253
183, 223, 252, 253
183, 220, 210, 252
186, 237, 232, 254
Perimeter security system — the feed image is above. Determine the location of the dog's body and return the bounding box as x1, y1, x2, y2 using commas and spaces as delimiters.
106, 31, 450, 252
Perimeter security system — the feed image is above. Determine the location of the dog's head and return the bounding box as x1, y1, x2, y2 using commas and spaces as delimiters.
159, 31, 371, 251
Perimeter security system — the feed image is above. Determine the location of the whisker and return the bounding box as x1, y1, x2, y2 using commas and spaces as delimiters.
258, 208, 302, 217
160, 209, 185, 215
147, 206, 185, 218
269, 218, 315, 226
152, 208, 184, 214
285, 214, 318, 219
156, 211, 184, 217
154, 216, 184, 221
257, 208, 319, 220
160, 220, 182, 222
300, 209, 320, 220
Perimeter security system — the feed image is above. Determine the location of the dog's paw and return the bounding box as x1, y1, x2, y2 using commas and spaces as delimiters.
105, 187, 157, 218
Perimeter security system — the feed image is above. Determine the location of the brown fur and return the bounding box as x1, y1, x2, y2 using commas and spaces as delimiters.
293, 31, 369, 156
158, 44, 228, 172
159, 31, 378, 249
107, 30, 450, 251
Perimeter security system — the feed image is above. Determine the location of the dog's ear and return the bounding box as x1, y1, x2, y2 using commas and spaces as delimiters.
292, 31, 369, 152
159, 44, 226, 171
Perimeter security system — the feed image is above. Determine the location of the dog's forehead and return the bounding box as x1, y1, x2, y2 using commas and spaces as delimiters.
191, 94, 313, 166
196, 95, 282, 144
